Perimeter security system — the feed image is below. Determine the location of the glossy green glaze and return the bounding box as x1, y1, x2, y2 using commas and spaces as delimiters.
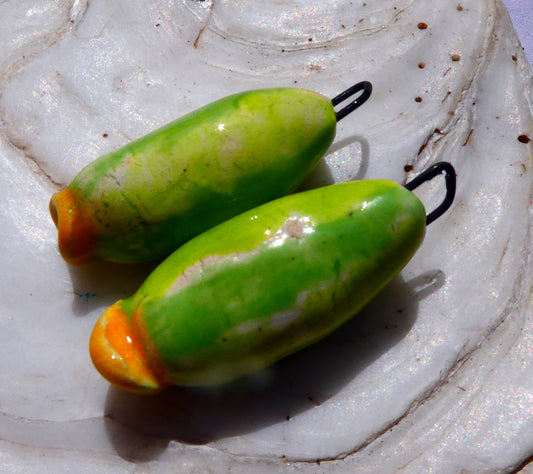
115, 180, 426, 387
60, 88, 336, 263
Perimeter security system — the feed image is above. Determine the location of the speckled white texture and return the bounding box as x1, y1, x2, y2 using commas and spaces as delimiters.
0, 1, 532, 472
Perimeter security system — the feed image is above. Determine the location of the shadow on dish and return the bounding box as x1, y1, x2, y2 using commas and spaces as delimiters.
67, 260, 159, 316
103, 269, 445, 462
296, 134, 370, 191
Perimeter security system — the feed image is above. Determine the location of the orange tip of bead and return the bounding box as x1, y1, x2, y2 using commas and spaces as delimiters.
49, 188, 99, 266
89, 302, 164, 395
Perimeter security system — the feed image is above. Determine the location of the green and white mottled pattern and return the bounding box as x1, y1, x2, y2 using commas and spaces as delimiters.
121, 180, 426, 385
70, 88, 336, 262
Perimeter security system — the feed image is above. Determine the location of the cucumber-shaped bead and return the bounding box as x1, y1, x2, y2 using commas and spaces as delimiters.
50, 88, 337, 265
89, 180, 426, 394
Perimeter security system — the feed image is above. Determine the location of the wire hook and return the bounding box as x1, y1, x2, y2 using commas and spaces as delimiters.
404, 162, 456, 225
331, 81, 373, 122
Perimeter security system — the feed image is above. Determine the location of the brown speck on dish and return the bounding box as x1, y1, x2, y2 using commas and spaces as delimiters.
102, 133, 108, 138
512, 55, 518, 62
404, 164, 414, 172
441, 91, 452, 103
418, 22, 428, 30
457, 4, 463, 11
518, 134, 531, 144
451, 54, 461, 61
462, 129, 474, 146
418, 62, 426, 69
415, 96, 423, 103
308, 63, 323, 72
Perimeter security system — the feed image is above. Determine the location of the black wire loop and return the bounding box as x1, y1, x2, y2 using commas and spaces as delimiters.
331, 81, 372, 122
404, 162, 456, 226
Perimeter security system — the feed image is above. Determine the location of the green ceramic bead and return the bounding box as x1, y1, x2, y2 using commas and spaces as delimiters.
49, 88, 337, 265
90, 179, 426, 394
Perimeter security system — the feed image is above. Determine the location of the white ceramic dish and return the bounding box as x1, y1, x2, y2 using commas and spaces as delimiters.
1, 1, 532, 472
